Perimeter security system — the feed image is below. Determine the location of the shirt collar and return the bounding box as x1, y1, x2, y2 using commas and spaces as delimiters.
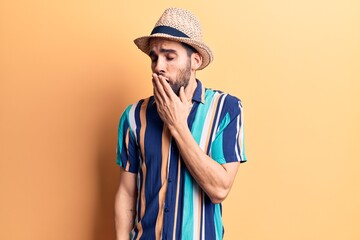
192, 79, 205, 104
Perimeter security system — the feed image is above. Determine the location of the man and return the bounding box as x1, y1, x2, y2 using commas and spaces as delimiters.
115, 7, 247, 240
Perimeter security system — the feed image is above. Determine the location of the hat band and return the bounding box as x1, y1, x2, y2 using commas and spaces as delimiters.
151, 26, 189, 38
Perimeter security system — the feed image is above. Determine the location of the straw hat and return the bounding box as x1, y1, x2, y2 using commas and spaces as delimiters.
134, 8, 213, 70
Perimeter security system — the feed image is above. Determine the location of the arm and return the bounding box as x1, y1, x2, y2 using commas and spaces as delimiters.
153, 75, 240, 204
171, 124, 240, 204
114, 168, 137, 240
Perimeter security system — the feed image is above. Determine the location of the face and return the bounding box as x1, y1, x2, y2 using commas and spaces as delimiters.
149, 39, 192, 95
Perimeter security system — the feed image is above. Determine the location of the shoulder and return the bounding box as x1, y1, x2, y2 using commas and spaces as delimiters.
205, 88, 243, 113
121, 96, 154, 118
118, 96, 154, 137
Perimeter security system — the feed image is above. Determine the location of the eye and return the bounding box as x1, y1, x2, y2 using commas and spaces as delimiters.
166, 54, 176, 61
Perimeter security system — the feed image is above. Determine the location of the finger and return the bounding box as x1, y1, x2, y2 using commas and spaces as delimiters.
153, 74, 167, 99
152, 74, 167, 102
153, 85, 162, 103
158, 75, 176, 100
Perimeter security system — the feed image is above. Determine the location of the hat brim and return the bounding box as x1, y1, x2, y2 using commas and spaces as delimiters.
134, 33, 213, 70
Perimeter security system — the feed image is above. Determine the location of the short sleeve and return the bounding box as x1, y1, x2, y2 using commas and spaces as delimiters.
116, 104, 140, 173
210, 96, 247, 164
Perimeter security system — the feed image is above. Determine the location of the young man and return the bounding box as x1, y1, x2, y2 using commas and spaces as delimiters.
115, 8, 247, 240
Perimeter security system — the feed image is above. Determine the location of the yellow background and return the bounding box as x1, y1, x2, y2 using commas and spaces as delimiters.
1, 0, 359, 239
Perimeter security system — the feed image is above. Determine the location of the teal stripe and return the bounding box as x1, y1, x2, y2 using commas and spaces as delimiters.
116, 105, 132, 166
182, 90, 216, 238
191, 90, 216, 143
241, 136, 247, 161
181, 170, 194, 240
214, 204, 223, 240
211, 112, 230, 164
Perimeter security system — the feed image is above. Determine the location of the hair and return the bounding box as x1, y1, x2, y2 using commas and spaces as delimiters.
181, 42, 198, 57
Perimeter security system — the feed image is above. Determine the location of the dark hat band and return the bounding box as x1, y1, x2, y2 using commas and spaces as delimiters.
151, 26, 189, 38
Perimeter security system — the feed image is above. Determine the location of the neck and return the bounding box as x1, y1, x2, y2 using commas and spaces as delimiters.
184, 74, 198, 102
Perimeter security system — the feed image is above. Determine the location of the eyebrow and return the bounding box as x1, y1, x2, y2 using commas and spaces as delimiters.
149, 48, 177, 58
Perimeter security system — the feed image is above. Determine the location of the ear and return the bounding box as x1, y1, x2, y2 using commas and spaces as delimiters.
191, 53, 203, 70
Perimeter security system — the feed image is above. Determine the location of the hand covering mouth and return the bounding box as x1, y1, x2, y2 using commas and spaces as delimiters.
158, 74, 170, 83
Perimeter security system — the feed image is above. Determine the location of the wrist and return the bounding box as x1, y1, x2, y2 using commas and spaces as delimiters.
168, 121, 188, 139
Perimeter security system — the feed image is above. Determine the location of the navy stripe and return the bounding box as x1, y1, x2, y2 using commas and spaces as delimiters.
222, 98, 242, 163
119, 119, 129, 167
204, 197, 216, 239
176, 163, 185, 239
135, 100, 143, 148
151, 26, 189, 38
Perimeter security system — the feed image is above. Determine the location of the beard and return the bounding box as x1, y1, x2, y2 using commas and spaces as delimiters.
168, 59, 192, 96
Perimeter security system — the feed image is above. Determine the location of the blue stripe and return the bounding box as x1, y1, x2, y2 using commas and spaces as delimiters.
211, 112, 231, 164
203, 197, 215, 239
151, 26, 189, 38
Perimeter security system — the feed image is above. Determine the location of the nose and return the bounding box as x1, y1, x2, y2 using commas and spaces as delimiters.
153, 58, 166, 74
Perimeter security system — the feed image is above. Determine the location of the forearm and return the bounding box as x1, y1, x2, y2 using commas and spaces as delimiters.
114, 190, 136, 239
114, 171, 137, 240
170, 123, 239, 204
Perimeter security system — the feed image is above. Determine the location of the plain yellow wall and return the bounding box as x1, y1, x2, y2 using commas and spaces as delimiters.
1, 1, 359, 239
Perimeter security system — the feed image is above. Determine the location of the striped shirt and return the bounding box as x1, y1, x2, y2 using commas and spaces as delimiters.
116, 80, 247, 240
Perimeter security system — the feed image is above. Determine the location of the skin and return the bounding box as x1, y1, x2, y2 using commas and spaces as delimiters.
149, 41, 192, 95
114, 38, 240, 239
114, 169, 137, 240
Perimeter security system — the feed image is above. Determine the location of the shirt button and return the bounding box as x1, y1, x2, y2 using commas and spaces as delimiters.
168, 177, 172, 183
164, 207, 169, 213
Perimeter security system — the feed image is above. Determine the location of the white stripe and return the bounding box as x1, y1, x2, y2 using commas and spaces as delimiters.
192, 184, 199, 239
239, 103, 245, 160
167, 140, 172, 174
201, 191, 205, 240
128, 103, 138, 142
238, 102, 245, 160
235, 112, 241, 161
